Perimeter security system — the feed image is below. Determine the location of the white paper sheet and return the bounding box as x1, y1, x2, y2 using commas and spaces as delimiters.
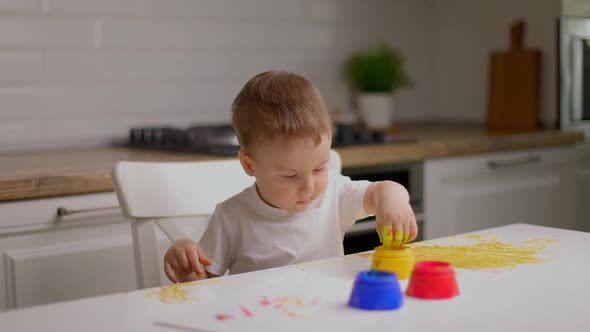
154, 266, 401, 332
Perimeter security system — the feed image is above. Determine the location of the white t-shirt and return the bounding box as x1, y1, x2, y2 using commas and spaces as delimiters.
198, 171, 371, 276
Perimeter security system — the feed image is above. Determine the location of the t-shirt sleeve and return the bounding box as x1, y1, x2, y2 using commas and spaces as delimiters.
335, 172, 372, 232
197, 205, 233, 276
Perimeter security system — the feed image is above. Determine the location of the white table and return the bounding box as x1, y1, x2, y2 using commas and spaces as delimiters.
1, 223, 589, 332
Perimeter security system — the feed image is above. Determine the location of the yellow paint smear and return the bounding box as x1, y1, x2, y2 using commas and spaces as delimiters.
145, 279, 229, 304
146, 284, 189, 304
275, 295, 313, 318
408, 234, 558, 270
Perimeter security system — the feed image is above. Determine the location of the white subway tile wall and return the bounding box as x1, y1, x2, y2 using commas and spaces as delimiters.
0, 0, 433, 151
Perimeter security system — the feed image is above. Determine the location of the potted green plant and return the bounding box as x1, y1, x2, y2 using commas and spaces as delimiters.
343, 43, 412, 130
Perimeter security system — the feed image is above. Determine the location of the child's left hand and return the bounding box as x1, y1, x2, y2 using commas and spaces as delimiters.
377, 200, 417, 249
364, 181, 418, 248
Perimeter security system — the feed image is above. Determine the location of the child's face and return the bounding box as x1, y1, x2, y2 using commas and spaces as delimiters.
244, 135, 331, 214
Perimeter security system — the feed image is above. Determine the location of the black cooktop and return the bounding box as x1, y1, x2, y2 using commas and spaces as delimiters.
124, 124, 416, 156
126, 124, 240, 156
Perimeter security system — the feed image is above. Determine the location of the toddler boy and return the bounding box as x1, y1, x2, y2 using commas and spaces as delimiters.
164, 71, 417, 282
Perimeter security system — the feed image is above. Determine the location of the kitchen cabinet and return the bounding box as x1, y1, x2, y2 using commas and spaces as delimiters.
572, 142, 590, 232
0, 192, 211, 311
423, 146, 575, 239
0, 193, 136, 310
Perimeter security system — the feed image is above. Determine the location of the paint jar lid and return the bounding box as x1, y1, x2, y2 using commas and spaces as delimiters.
348, 270, 403, 310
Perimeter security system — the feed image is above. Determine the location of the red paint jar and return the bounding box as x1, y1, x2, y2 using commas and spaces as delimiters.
405, 261, 459, 299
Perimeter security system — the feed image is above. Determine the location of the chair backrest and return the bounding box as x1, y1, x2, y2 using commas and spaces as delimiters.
329, 148, 342, 174
112, 150, 342, 289
113, 159, 254, 288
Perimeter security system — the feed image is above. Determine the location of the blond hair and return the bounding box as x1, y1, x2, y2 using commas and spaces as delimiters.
232, 70, 331, 151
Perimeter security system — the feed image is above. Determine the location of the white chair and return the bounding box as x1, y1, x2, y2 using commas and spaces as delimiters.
112, 159, 254, 289
329, 148, 342, 174
112, 150, 342, 289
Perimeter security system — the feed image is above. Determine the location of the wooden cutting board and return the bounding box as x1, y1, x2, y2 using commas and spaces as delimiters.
487, 20, 541, 133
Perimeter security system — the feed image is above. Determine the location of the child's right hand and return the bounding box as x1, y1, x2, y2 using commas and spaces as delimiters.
164, 239, 213, 283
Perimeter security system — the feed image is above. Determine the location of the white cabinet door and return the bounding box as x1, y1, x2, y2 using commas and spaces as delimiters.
424, 147, 574, 239
573, 142, 590, 232
0, 192, 210, 311
4, 231, 136, 309
0, 193, 136, 310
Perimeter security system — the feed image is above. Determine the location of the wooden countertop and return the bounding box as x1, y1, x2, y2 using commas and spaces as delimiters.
0, 124, 584, 202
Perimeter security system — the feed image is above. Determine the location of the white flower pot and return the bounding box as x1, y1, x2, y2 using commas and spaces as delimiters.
358, 93, 394, 130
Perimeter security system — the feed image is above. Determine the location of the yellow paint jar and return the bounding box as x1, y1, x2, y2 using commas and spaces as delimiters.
370, 246, 415, 280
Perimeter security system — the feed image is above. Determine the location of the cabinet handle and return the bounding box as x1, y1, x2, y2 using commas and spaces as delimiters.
487, 155, 542, 169
57, 206, 120, 216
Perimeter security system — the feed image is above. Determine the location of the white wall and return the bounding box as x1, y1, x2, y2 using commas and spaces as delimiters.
431, 0, 562, 127
385, 0, 434, 123
563, 0, 590, 16
0, 0, 434, 152
0, 0, 568, 152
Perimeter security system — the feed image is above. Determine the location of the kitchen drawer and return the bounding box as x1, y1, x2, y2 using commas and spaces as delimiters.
426, 146, 574, 178
0, 192, 123, 234
424, 146, 575, 239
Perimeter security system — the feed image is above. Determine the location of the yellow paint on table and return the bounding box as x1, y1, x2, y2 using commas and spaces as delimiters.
408, 234, 558, 270
144, 279, 230, 304
146, 284, 190, 304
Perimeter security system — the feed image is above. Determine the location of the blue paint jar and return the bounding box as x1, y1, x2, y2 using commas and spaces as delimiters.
348, 270, 403, 310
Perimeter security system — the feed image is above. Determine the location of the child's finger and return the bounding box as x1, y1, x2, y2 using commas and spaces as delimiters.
403, 222, 410, 244
176, 250, 191, 273
164, 261, 178, 283
186, 249, 205, 278
381, 224, 393, 247
402, 227, 409, 245
169, 259, 181, 274
197, 247, 213, 266
392, 226, 403, 248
